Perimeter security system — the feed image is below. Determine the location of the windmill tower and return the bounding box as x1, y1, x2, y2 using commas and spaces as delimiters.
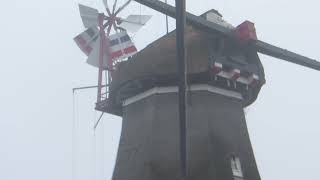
74, 0, 320, 180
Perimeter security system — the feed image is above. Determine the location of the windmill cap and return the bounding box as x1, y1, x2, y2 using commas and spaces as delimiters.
201, 9, 223, 18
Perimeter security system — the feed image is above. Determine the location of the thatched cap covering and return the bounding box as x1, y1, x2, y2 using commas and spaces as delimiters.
99, 21, 265, 115
111, 26, 210, 91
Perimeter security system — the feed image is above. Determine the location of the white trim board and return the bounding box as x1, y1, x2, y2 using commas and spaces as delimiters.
122, 84, 243, 106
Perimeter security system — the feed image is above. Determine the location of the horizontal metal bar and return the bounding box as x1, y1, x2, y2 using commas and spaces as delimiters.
73, 84, 109, 92
254, 40, 320, 71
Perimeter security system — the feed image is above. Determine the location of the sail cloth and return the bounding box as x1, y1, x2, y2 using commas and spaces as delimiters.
119, 15, 152, 33
79, 4, 99, 28
86, 36, 109, 68
108, 31, 138, 61
81, 31, 137, 69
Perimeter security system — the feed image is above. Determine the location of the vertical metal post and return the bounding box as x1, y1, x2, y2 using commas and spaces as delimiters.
165, 0, 169, 34
97, 14, 105, 102
175, 0, 187, 178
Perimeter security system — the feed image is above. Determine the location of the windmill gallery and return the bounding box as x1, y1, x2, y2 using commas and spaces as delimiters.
73, 0, 320, 180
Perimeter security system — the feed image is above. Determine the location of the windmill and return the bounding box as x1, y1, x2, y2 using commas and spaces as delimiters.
73, 0, 320, 180
116, 1, 319, 179
74, 0, 151, 104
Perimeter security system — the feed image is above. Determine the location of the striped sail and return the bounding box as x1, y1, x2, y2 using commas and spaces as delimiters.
85, 31, 138, 69
108, 31, 138, 61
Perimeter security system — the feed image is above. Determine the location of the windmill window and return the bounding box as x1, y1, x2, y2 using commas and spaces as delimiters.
109, 39, 120, 46
92, 36, 98, 42
230, 155, 244, 179
120, 35, 130, 43
85, 28, 96, 37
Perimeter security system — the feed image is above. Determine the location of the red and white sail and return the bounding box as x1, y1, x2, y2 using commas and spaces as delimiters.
108, 31, 137, 60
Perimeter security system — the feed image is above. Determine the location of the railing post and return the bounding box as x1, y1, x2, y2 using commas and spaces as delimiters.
97, 13, 106, 102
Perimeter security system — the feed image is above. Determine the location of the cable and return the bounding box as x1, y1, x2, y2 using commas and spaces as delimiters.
101, 115, 105, 180
92, 111, 97, 180
72, 91, 78, 180
94, 112, 105, 130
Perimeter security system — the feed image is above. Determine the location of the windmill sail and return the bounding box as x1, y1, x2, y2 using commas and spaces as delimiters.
86, 31, 138, 68
108, 31, 138, 60
86, 36, 109, 68
79, 4, 99, 28
74, 26, 99, 56
119, 15, 152, 33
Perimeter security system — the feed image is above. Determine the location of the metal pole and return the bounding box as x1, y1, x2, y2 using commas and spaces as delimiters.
97, 14, 106, 102
175, 0, 187, 178
73, 84, 109, 93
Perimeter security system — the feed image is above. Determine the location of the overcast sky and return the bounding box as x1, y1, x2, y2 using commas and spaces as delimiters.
0, 0, 319, 180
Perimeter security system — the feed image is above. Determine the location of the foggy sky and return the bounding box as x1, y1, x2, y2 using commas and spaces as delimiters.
0, 0, 319, 180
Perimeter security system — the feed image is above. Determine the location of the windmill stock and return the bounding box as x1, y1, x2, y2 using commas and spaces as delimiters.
134, 0, 320, 71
